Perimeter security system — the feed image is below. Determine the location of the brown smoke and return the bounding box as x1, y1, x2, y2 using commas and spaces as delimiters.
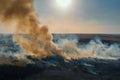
62, 41, 96, 59
0, 0, 63, 58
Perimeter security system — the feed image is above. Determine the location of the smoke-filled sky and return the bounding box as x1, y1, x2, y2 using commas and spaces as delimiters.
0, 0, 120, 34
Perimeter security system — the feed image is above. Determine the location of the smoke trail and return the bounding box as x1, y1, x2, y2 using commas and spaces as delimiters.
54, 35, 120, 59
59, 40, 96, 59
0, 53, 33, 66
0, 0, 63, 58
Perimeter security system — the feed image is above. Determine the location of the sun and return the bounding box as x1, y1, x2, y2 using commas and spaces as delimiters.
55, 0, 72, 10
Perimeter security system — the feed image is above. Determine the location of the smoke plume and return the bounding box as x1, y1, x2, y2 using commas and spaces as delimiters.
0, 0, 62, 58
0, 0, 120, 61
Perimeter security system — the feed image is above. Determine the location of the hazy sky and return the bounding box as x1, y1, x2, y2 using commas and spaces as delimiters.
0, 0, 120, 34
34, 0, 120, 34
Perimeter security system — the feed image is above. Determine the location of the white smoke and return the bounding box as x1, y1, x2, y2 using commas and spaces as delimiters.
54, 35, 120, 59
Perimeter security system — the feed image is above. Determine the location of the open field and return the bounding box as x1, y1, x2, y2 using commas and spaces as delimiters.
0, 34, 120, 80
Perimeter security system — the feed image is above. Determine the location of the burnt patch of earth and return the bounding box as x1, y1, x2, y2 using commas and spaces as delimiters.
0, 56, 120, 80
